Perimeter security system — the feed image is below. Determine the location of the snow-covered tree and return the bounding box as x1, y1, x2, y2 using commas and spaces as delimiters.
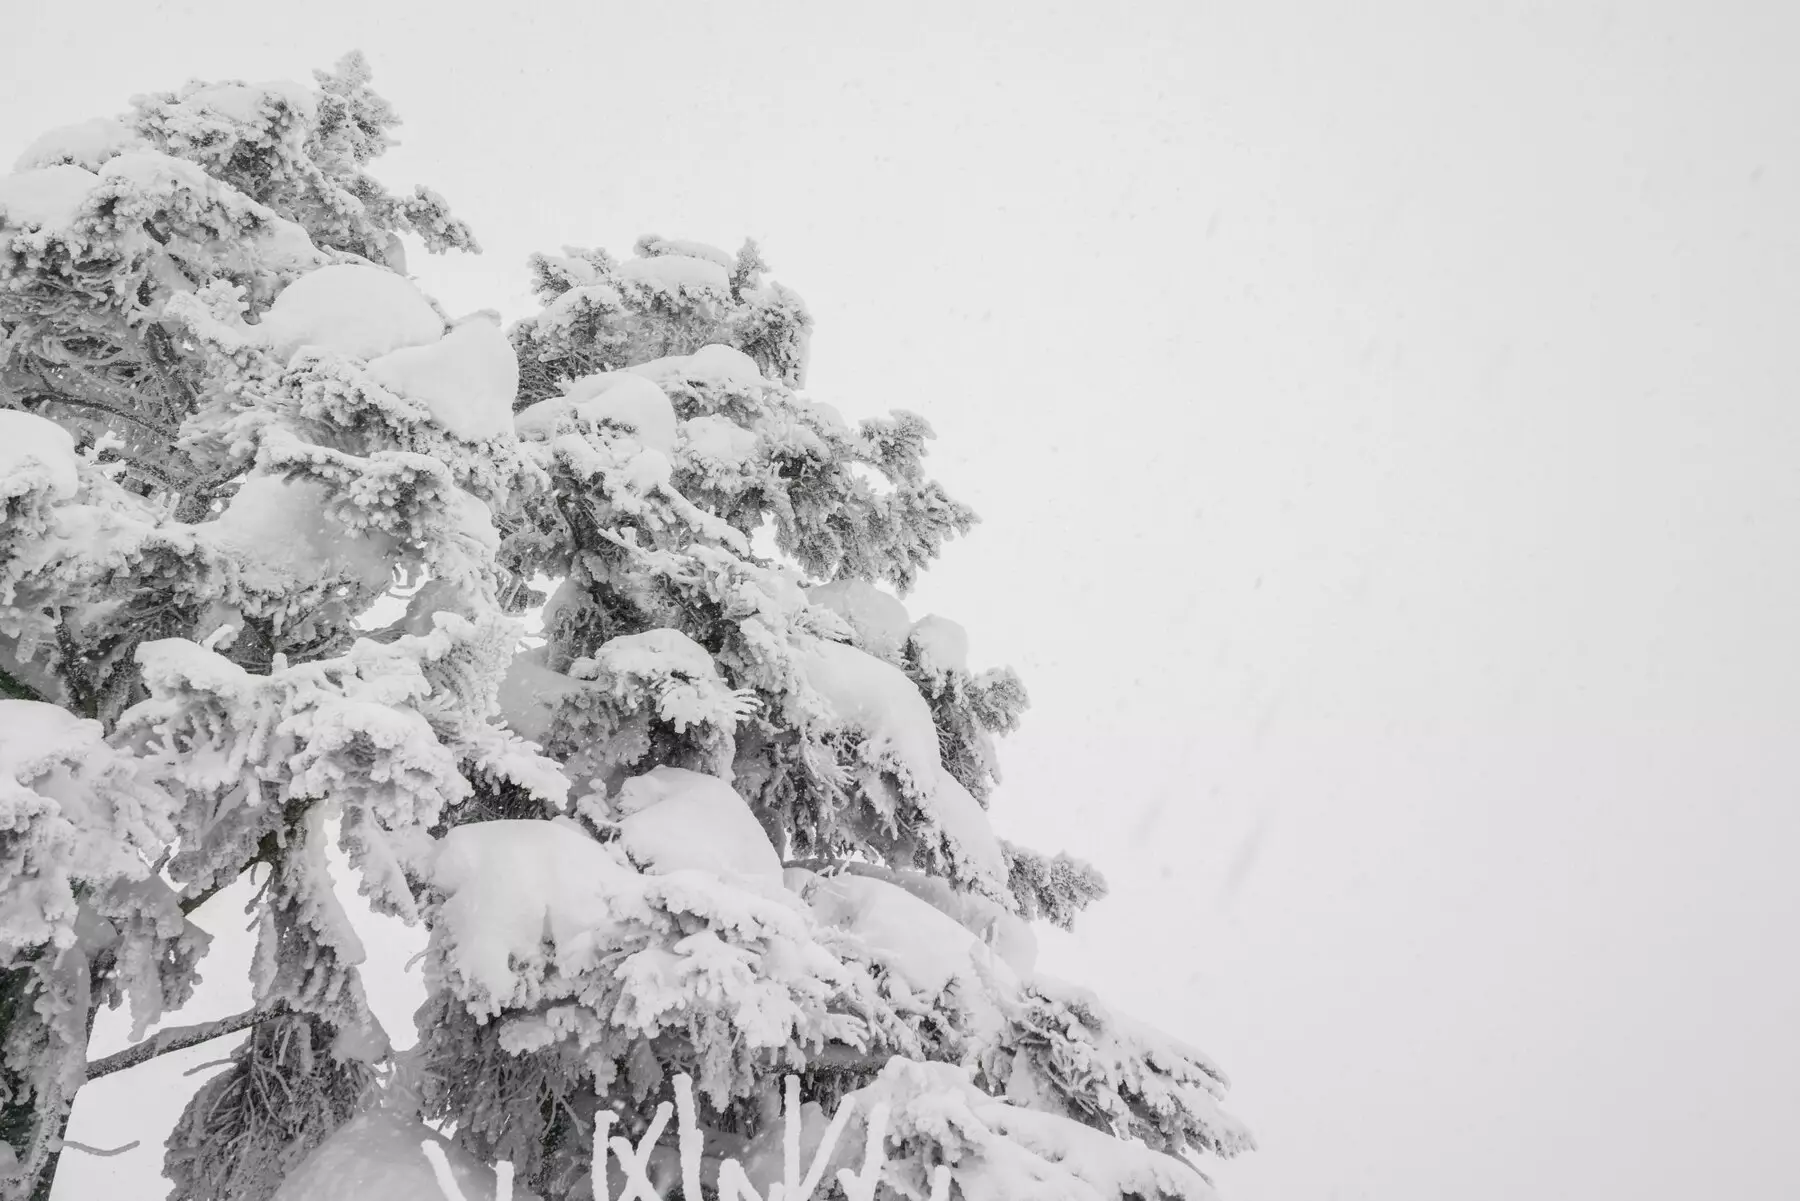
0, 55, 1251, 1201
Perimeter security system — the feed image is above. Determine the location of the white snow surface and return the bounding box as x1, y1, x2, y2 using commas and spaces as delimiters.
98, 150, 212, 194
254, 214, 325, 272
445, 487, 501, 556
559, 371, 679, 453
0, 700, 89, 782
0, 409, 80, 500
538, 282, 624, 330
637, 236, 735, 269
181, 80, 317, 135
613, 766, 783, 882
807, 580, 913, 660
909, 614, 971, 676
271, 1107, 539, 1201
431, 820, 635, 1016
596, 627, 719, 688
0, 164, 97, 229
843, 864, 1038, 977
367, 313, 518, 442
12, 117, 143, 171
629, 343, 768, 390
0, 700, 172, 954
592, 626, 752, 738
925, 767, 1011, 892
679, 413, 760, 471
807, 872, 983, 996
799, 638, 1009, 892
205, 472, 398, 596
257, 265, 444, 363
800, 639, 940, 781
495, 645, 585, 743
616, 253, 731, 293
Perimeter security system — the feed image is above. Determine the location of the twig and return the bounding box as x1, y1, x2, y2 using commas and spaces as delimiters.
19, 390, 176, 440
181, 1057, 238, 1077
61, 1139, 140, 1158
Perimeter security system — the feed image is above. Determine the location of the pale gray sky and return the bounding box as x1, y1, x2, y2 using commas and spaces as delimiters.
6, 2, 1798, 1199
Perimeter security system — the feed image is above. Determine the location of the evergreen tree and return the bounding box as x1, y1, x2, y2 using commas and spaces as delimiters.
0, 56, 1250, 1201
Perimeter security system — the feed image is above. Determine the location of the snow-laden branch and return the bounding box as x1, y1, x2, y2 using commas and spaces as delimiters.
84, 1006, 281, 1081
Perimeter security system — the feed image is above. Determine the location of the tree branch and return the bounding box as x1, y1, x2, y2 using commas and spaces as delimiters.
84, 1006, 282, 1081
17, 389, 176, 441
177, 876, 236, 917
811, 1042, 895, 1074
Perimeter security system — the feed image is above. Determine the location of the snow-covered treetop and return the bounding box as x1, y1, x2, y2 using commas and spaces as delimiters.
0, 53, 1249, 1201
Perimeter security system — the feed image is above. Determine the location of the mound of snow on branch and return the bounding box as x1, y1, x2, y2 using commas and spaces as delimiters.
807, 873, 985, 997
592, 627, 753, 735
839, 863, 1037, 977
921, 767, 1010, 887
629, 343, 768, 391
0, 410, 80, 500
808, 580, 913, 660
635, 235, 735, 268
12, 117, 143, 172
257, 264, 443, 362
613, 767, 782, 882
800, 639, 1010, 891
557, 371, 678, 453
205, 472, 398, 596
495, 646, 586, 743
367, 313, 518, 442
0, 164, 97, 229
0, 700, 173, 953
431, 820, 635, 1017
909, 614, 970, 677
801, 639, 940, 780
616, 254, 730, 293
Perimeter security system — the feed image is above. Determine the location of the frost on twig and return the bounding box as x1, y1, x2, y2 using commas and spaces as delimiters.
61, 1139, 140, 1158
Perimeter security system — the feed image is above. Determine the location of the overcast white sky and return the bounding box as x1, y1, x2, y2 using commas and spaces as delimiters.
7, 2, 1800, 1199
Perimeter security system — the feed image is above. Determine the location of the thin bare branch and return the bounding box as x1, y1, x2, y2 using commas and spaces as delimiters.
85, 1006, 283, 1081
61, 1139, 140, 1158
